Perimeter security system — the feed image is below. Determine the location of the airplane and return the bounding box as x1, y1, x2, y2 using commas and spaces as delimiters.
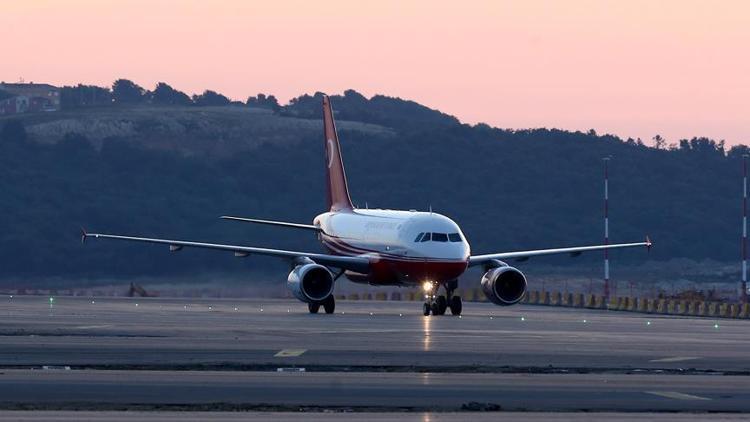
82, 95, 652, 316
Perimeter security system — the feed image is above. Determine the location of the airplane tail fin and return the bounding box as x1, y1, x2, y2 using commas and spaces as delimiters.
322, 95, 354, 211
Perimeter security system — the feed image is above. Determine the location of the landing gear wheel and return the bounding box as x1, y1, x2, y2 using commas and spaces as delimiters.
449, 296, 462, 316
434, 295, 447, 315
323, 296, 336, 314
308, 302, 320, 314
423, 302, 431, 316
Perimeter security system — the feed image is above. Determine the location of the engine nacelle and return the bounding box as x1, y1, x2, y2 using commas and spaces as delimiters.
481, 266, 527, 306
287, 263, 335, 303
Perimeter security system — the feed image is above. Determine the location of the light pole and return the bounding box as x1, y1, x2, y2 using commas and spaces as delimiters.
603, 157, 611, 301
742, 154, 748, 303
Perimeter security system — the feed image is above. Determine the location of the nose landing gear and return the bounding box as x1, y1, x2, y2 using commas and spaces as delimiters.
422, 280, 462, 316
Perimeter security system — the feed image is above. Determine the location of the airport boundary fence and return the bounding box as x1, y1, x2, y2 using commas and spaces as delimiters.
334, 289, 750, 320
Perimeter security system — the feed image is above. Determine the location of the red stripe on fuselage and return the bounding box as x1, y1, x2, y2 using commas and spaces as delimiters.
320, 235, 467, 285
321, 235, 454, 262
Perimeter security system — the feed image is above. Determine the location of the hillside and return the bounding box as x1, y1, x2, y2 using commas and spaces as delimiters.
0, 90, 746, 286
14, 105, 394, 158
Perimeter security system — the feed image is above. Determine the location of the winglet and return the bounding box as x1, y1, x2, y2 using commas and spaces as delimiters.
80, 227, 88, 244
645, 235, 652, 252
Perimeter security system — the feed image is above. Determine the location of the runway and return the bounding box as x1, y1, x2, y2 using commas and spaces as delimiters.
0, 295, 748, 416
0, 370, 747, 412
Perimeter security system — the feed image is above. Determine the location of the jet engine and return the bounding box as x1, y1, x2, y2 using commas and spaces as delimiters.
287, 262, 335, 303
481, 266, 527, 306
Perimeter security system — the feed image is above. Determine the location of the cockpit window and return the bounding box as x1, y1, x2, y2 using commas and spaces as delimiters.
432, 233, 448, 242
417, 232, 460, 243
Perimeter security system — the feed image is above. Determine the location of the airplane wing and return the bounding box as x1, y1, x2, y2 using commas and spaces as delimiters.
468, 238, 651, 267
81, 230, 370, 273
219, 216, 321, 232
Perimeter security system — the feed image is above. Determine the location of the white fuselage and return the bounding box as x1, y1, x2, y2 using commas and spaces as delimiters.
313, 209, 471, 285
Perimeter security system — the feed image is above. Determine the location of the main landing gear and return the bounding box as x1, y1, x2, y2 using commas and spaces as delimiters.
308, 295, 336, 314
422, 280, 462, 316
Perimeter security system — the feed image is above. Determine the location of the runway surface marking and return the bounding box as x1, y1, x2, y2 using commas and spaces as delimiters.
649, 356, 700, 363
274, 349, 307, 357
645, 391, 712, 401
74, 325, 113, 329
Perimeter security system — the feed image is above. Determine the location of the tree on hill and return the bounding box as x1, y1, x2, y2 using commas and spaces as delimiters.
112, 79, 146, 104
150, 82, 192, 106
246, 93, 280, 111
280, 90, 460, 131
652, 134, 666, 150
60, 85, 113, 108
728, 144, 750, 159
192, 90, 231, 106
678, 137, 725, 157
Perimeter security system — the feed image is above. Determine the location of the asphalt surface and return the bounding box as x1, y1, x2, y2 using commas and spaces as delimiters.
0, 370, 746, 412
1, 411, 749, 421
0, 295, 748, 415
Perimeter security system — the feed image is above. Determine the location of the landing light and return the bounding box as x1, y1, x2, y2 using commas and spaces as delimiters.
422, 281, 433, 292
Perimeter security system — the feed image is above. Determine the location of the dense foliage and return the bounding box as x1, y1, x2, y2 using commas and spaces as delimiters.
0, 86, 747, 285
280, 89, 459, 132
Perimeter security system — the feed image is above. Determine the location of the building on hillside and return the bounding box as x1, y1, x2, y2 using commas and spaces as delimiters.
0, 82, 60, 115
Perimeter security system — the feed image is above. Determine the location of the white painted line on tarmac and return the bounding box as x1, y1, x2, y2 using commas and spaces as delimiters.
645, 391, 711, 401
649, 356, 700, 363
274, 349, 307, 357
74, 325, 113, 329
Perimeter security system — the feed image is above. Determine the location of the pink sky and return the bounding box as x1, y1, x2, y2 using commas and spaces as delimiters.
3, 0, 749, 145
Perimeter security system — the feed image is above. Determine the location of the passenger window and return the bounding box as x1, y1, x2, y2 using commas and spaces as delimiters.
414, 233, 424, 242
448, 233, 462, 242
432, 233, 448, 242
421, 232, 431, 242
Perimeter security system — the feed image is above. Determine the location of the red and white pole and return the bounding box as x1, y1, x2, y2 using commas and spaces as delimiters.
603, 157, 610, 300
742, 155, 748, 303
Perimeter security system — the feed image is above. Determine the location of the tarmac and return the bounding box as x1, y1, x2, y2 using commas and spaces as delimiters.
0, 295, 748, 418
